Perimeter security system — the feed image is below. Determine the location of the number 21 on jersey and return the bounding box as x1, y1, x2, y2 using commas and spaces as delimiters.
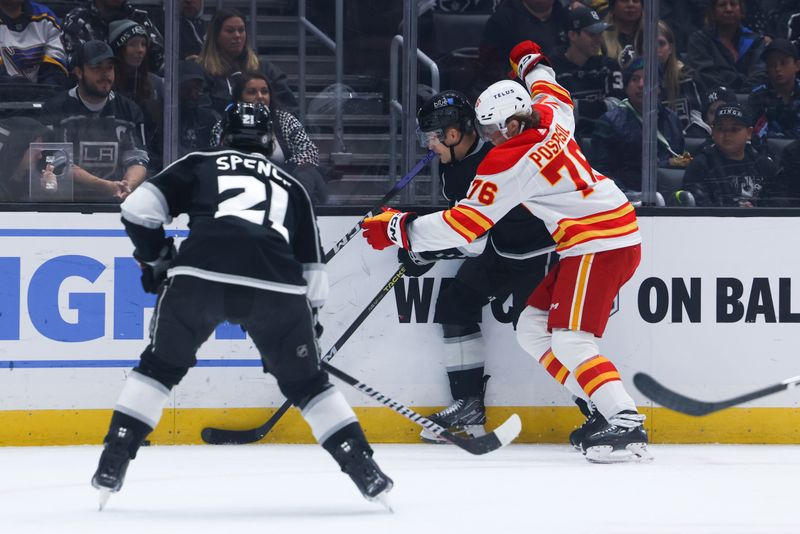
215, 174, 290, 242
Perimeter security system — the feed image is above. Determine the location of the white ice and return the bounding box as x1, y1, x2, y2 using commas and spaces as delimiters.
1, 443, 798, 534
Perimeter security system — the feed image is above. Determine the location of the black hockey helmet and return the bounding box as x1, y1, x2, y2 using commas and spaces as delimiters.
416, 90, 475, 148
222, 102, 274, 152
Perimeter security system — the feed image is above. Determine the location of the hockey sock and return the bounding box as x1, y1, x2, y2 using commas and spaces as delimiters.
301, 386, 362, 449
114, 369, 170, 432
574, 355, 636, 418
106, 411, 153, 459
537, 350, 589, 401
442, 327, 486, 399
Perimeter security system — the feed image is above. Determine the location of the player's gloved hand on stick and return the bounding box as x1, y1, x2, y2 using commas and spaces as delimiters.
509, 40, 551, 79
361, 207, 417, 250
397, 248, 435, 277
134, 237, 177, 294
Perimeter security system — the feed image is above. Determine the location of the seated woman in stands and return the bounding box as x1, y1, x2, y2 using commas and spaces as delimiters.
109, 19, 164, 170
196, 8, 297, 115
212, 71, 327, 205
686, 0, 767, 92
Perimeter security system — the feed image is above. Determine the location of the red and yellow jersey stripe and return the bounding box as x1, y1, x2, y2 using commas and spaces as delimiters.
552, 202, 638, 253
441, 205, 494, 243
530, 80, 573, 108
574, 355, 621, 397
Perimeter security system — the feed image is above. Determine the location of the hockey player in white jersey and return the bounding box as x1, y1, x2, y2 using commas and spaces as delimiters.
361, 40, 651, 463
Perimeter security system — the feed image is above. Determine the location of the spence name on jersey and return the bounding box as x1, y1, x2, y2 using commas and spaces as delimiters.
120, 149, 326, 306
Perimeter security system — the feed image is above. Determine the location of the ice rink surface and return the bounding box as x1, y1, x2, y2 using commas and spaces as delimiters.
2, 443, 798, 534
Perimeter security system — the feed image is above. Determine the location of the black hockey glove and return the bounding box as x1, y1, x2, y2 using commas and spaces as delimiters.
312, 307, 324, 339
398, 248, 436, 277
134, 237, 177, 294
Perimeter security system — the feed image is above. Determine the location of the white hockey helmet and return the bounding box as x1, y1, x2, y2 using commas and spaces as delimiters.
474, 80, 532, 142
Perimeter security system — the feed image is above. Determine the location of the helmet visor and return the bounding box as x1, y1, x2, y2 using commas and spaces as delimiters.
476, 121, 507, 143
415, 126, 446, 149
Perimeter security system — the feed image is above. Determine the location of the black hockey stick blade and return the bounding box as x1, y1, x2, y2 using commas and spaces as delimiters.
323, 151, 434, 263
201, 265, 408, 445
322, 361, 522, 455
634, 372, 800, 416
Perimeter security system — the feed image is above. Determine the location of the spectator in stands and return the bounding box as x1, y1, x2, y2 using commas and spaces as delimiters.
549, 5, 624, 138
62, 0, 164, 74
478, 0, 571, 84
178, 60, 217, 156
684, 85, 739, 146
197, 8, 297, 116
774, 138, 800, 205
0, 0, 68, 85
0, 116, 49, 201
213, 71, 327, 204
180, 0, 206, 60
659, 0, 708, 57
686, 0, 767, 92
684, 103, 778, 206
602, 0, 642, 63
629, 20, 705, 132
42, 40, 148, 202
591, 57, 685, 193
108, 19, 163, 169
748, 39, 800, 141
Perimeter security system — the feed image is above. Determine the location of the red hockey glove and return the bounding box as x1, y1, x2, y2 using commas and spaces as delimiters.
509, 40, 551, 80
361, 207, 417, 250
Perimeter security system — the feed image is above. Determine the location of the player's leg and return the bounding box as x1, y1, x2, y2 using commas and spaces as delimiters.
243, 289, 392, 503
92, 277, 222, 499
545, 246, 650, 462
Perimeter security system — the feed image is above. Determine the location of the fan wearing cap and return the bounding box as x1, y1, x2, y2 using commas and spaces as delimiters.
748, 39, 800, 141
549, 6, 624, 138
62, 0, 164, 74
591, 57, 685, 194
177, 60, 219, 156
684, 103, 778, 207
684, 85, 739, 142
42, 40, 149, 201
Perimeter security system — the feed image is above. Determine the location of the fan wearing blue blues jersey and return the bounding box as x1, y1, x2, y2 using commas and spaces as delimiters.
0, 0, 68, 85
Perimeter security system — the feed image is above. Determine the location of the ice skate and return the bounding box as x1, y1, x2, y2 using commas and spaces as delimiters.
91, 426, 135, 510
582, 410, 653, 464
420, 396, 487, 443
333, 439, 394, 508
569, 399, 606, 451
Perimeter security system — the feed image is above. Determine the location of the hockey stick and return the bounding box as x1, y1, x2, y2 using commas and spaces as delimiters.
633, 372, 800, 416
323, 151, 435, 263
322, 361, 521, 455
201, 264, 408, 445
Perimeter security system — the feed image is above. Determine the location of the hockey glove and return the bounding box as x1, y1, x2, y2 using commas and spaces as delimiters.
509, 40, 551, 80
361, 207, 417, 250
134, 237, 177, 294
397, 248, 436, 277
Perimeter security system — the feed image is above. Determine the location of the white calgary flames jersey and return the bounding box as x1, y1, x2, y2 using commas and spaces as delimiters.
408, 65, 641, 258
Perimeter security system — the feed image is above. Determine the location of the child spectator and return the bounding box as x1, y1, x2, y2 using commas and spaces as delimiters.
684, 103, 778, 206
179, 0, 206, 60
197, 8, 297, 116
62, 0, 164, 74
748, 39, 800, 141
0, 0, 68, 85
686, 0, 767, 92
177, 60, 218, 156
591, 57, 685, 193
685, 85, 739, 141
602, 0, 642, 64
549, 5, 624, 138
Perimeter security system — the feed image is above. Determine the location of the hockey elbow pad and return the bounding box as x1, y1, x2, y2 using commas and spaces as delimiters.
135, 237, 177, 294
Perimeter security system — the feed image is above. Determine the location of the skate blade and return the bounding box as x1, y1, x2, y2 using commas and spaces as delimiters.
374, 493, 394, 513
584, 443, 653, 464
420, 424, 486, 444
97, 489, 112, 511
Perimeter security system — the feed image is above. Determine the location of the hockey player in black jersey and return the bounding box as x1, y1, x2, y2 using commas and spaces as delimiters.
411, 91, 556, 443
91, 102, 392, 510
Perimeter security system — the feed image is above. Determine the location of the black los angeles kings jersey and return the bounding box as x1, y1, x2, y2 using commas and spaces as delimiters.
120, 148, 327, 307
